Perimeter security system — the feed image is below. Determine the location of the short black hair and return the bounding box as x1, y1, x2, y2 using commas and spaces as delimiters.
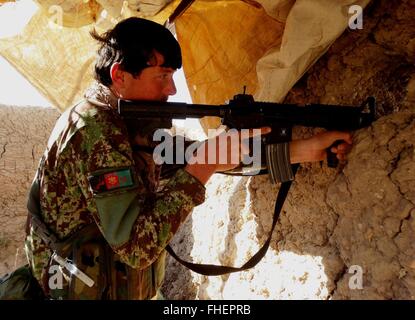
91, 17, 182, 86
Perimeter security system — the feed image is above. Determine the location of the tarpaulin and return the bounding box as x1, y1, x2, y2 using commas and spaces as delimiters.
0, 0, 370, 132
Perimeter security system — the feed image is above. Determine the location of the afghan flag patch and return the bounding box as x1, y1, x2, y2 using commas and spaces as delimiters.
88, 168, 134, 194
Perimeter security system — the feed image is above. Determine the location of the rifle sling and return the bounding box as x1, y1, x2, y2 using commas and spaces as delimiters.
166, 164, 299, 276
29, 155, 298, 276
26, 167, 101, 258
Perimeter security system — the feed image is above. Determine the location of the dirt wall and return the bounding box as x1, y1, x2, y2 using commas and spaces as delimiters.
0, 105, 59, 276
162, 0, 415, 299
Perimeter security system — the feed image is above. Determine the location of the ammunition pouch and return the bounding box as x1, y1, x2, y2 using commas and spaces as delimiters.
44, 226, 161, 300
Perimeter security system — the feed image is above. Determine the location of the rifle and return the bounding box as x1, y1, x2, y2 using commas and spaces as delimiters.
118, 93, 376, 182
117, 93, 376, 276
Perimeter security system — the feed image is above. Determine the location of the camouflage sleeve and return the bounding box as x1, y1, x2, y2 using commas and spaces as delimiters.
115, 169, 205, 268
77, 108, 206, 270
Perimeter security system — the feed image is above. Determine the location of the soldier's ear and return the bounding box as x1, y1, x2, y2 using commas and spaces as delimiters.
110, 63, 125, 89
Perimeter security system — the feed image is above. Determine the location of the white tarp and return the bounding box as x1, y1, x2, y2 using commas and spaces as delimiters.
0, 0, 370, 131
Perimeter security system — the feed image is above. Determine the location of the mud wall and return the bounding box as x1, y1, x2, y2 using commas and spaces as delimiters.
0, 105, 59, 276
162, 0, 415, 299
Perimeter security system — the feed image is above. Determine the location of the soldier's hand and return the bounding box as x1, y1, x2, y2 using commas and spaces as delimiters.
290, 131, 353, 163
185, 127, 271, 184
211, 127, 271, 173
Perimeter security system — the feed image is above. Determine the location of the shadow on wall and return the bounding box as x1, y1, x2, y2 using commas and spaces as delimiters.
161, 215, 197, 299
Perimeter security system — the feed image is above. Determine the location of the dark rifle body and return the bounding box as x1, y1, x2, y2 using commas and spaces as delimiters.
118, 94, 376, 180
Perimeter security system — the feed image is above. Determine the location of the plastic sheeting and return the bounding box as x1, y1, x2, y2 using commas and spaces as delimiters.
176, 0, 371, 129
0, 0, 177, 110
0, 0, 370, 131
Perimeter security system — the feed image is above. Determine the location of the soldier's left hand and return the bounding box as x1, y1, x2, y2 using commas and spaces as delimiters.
290, 131, 353, 163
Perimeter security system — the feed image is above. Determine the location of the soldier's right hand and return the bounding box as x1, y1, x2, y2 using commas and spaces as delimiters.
185, 127, 271, 184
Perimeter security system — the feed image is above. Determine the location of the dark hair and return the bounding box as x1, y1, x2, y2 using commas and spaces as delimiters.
91, 17, 182, 86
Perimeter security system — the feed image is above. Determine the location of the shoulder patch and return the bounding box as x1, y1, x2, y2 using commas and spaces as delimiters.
88, 168, 135, 194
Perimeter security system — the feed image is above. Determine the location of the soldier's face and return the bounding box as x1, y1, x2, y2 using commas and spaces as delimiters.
115, 51, 177, 102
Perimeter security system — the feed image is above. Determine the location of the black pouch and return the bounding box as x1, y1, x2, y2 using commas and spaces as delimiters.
0, 264, 45, 300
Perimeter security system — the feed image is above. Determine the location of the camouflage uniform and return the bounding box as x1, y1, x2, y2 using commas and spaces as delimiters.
25, 82, 206, 299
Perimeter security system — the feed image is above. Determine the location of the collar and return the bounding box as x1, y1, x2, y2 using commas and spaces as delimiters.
84, 82, 161, 149
84, 82, 118, 109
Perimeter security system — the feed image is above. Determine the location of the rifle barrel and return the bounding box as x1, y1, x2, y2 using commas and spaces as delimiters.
118, 99, 374, 131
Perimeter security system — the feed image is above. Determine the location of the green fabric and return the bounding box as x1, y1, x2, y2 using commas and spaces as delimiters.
94, 190, 142, 247
0, 264, 44, 300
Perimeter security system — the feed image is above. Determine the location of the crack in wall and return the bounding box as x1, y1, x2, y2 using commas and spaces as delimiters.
328, 263, 348, 300
0, 142, 7, 160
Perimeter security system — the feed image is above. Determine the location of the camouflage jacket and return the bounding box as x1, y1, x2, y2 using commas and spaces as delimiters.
25, 82, 206, 299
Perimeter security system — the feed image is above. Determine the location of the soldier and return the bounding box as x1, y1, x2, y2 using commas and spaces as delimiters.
24, 17, 352, 299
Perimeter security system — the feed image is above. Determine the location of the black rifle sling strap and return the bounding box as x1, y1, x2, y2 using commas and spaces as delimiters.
166, 164, 299, 276
26, 164, 101, 258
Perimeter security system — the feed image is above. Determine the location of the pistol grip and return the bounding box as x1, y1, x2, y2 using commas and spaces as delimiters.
326, 140, 342, 168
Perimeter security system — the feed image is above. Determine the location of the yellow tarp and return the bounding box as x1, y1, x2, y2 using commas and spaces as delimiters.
0, 0, 370, 131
